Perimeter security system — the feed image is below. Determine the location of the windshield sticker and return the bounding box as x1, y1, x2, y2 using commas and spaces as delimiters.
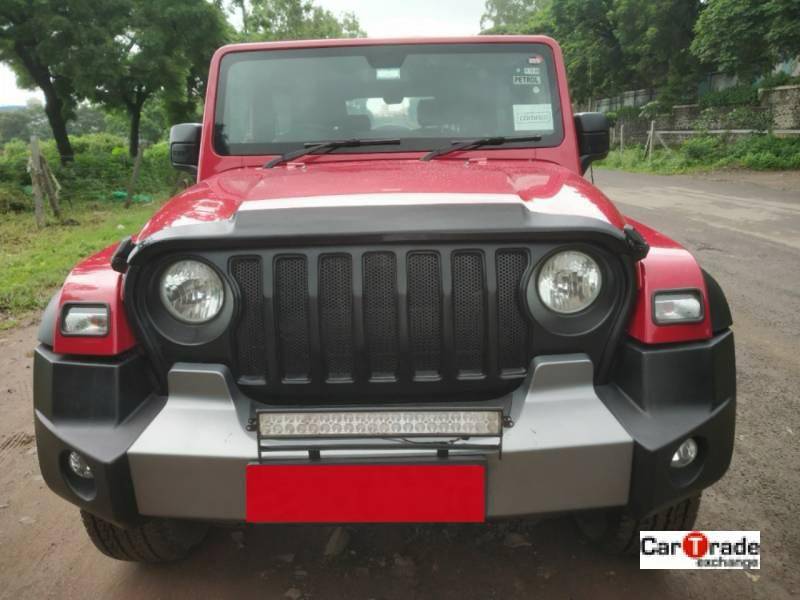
376, 68, 401, 80
513, 104, 554, 131
528, 55, 544, 64
523, 67, 541, 75
513, 74, 542, 85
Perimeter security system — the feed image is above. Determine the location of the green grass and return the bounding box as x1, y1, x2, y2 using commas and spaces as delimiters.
598, 134, 800, 175
0, 198, 164, 329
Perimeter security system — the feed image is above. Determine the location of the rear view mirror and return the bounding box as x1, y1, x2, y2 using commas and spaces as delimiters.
169, 123, 202, 173
574, 113, 610, 174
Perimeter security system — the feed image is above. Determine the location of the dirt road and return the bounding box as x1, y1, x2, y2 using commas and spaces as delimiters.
1, 169, 798, 599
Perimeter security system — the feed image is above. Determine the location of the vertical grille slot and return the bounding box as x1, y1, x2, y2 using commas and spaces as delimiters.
407, 252, 442, 377
363, 252, 399, 380
496, 249, 530, 373
231, 257, 266, 380
319, 255, 354, 381
275, 256, 310, 381
452, 252, 485, 376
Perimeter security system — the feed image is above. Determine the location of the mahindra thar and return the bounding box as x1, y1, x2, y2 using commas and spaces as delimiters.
34, 36, 735, 562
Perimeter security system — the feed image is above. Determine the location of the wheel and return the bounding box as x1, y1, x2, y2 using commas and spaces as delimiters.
575, 494, 701, 556
80, 510, 209, 563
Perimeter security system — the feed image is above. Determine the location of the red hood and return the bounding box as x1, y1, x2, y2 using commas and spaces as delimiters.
138, 159, 626, 240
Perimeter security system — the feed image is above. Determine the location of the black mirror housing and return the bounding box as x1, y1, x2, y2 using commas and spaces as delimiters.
169, 123, 202, 173
574, 112, 610, 174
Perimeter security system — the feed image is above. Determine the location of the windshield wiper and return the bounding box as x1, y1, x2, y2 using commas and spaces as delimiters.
264, 138, 401, 168
420, 135, 543, 161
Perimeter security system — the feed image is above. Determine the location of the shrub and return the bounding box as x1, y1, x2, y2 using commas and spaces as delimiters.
699, 85, 758, 109
0, 135, 179, 212
615, 106, 643, 122
681, 136, 724, 162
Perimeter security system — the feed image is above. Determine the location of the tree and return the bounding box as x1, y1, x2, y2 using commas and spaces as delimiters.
244, 0, 365, 41
692, 0, 800, 81
0, 1, 120, 163
481, 0, 705, 105
610, 0, 702, 103
78, 0, 229, 157
481, 0, 547, 34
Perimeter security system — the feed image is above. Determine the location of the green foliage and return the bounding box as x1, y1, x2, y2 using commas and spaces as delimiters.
73, 0, 229, 157
614, 106, 644, 122
0, 134, 178, 206
481, 0, 703, 103
692, 0, 800, 81
698, 84, 758, 108
600, 134, 800, 174
758, 71, 800, 89
0, 0, 131, 161
243, 0, 365, 41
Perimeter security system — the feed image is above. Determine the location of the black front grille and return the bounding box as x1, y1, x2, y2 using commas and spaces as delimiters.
230, 246, 531, 397
275, 256, 310, 381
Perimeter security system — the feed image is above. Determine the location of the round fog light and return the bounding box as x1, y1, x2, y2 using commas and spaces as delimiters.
671, 438, 698, 468
68, 451, 94, 479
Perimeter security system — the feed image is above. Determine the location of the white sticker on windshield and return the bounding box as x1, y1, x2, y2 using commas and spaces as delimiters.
513, 104, 554, 131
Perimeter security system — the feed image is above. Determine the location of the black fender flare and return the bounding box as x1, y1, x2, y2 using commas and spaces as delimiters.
702, 269, 732, 333
38, 291, 61, 347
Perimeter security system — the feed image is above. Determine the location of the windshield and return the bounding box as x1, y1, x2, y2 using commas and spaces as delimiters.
214, 43, 564, 156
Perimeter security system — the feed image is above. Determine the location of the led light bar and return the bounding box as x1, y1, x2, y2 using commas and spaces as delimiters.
653, 291, 703, 324
257, 409, 504, 439
61, 304, 109, 336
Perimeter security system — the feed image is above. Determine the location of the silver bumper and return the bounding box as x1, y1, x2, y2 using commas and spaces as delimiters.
127, 355, 632, 520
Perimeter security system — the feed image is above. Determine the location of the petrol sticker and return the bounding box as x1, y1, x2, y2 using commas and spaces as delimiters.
512, 104, 553, 131
512, 75, 542, 85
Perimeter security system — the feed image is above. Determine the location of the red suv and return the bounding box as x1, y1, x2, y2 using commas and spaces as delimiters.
34, 36, 735, 562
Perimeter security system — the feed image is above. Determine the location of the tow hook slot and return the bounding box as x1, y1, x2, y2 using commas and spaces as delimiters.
624, 224, 650, 261
110, 236, 136, 273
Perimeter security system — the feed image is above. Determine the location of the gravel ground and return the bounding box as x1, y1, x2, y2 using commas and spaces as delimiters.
0, 169, 797, 599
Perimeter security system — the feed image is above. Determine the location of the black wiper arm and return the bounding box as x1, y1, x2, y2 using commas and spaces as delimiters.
420, 135, 543, 161
265, 138, 401, 168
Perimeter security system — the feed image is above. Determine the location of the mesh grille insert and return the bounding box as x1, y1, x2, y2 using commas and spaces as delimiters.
407, 252, 442, 376
319, 255, 354, 381
496, 249, 530, 372
275, 256, 310, 381
452, 252, 485, 375
363, 252, 399, 379
230, 257, 266, 379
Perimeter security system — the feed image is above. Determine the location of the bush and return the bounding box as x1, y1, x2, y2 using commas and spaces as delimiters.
699, 85, 759, 109
681, 136, 724, 162
758, 72, 800, 90
615, 106, 643, 122
599, 134, 800, 173
0, 135, 179, 212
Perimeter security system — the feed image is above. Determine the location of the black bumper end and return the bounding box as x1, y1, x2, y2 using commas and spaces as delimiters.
600, 329, 736, 517
33, 345, 162, 526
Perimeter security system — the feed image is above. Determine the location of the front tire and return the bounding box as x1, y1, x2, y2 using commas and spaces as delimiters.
80, 510, 209, 563
575, 494, 701, 555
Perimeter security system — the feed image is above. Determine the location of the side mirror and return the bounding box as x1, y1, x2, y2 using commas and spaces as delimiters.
169, 123, 201, 173
574, 112, 610, 174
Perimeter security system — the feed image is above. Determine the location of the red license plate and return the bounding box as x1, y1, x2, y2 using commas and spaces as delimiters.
246, 463, 486, 523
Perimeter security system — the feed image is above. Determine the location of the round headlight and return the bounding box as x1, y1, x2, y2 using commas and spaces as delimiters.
537, 250, 602, 314
160, 260, 224, 323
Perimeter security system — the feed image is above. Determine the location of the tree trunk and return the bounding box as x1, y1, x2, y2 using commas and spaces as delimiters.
128, 104, 142, 158
43, 94, 74, 164
13, 41, 74, 164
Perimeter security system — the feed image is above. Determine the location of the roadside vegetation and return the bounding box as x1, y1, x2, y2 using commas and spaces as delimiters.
0, 134, 176, 329
598, 134, 800, 174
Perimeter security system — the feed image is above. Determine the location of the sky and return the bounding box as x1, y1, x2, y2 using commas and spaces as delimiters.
0, 0, 487, 107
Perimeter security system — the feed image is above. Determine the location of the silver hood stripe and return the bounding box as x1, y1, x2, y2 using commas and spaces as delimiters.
236, 192, 526, 212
